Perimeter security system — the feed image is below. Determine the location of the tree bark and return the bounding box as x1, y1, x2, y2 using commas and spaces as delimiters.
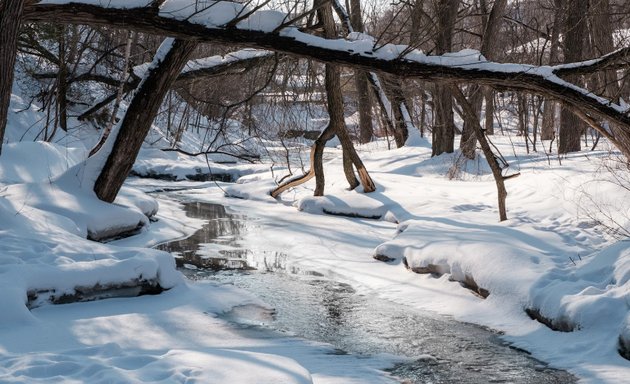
348, 0, 373, 144
318, 0, 375, 193
384, 76, 411, 148
431, 0, 460, 157
541, 0, 563, 141
56, 25, 69, 132
558, 0, 588, 154
484, 89, 494, 134
270, 124, 335, 198
0, 0, 26, 155
94, 39, 197, 202
460, 0, 507, 158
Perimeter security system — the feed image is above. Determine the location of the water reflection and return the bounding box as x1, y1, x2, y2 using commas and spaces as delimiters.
155, 201, 252, 270
157, 198, 576, 384
208, 271, 575, 384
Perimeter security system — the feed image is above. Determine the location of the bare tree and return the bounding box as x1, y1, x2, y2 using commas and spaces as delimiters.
94, 39, 197, 202
459, 0, 507, 159
432, 0, 460, 156
0, 0, 26, 154
11, 0, 630, 204
349, 0, 374, 144
541, 0, 563, 141
558, 0, 589, 154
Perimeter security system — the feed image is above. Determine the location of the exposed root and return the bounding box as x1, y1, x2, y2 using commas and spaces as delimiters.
524, 308, 576, 332
618, 334, 630, 361
373, 254, 395, 262
402, 257, 490, 299
27, 278, 164, 309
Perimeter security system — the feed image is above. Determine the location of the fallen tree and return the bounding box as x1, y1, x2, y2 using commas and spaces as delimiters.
21, 1, 630, 159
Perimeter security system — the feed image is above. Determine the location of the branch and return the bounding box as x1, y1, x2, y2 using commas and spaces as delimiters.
553, 47, 630, 77
22, 1, 630, 158
77, 48, 274, 119
161, 147, 260, 163
502, 15, 550, 40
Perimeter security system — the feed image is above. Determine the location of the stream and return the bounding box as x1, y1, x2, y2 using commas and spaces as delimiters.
156, 196, 576, 384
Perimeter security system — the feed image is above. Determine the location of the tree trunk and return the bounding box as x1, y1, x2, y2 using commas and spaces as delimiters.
460, 0, 507, 158
541, 0, 563, 141
318, 0, 375, 193
94, 39, 197, 202
431, 0, 460, 157
484, 89, 494, 134
558, 0, 588, 154
432, 86, 456, 156
385, 76, 410, 148
356, 71, 373, 143
313, 125, 337, 196
270, 124, 335, 198
0, 0, 26, 155
56, 25, 69, 132
452, 85, 509, 221
349, 0, 373, 144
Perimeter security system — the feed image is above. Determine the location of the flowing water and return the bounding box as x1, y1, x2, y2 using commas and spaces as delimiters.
156, 197, 575, 384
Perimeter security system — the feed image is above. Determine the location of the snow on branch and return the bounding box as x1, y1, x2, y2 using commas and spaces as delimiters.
24, 1, 630, 142
553, 46, 630, 77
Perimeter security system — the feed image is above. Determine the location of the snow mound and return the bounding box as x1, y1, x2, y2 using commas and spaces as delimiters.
296, 192, 398, 222
0, 142, 87, 184
0, 345, 312, 384
374, 218, 583, 302
530, 241, 630, 349
132, 148, 267, 182
0, 194, 181, 323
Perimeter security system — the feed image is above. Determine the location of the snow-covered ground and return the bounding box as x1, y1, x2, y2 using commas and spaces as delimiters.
1, 83, 630, 382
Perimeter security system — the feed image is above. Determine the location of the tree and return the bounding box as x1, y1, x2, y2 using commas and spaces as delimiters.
94, 38, 197, 202
0, 0, 26, 155
541, 0, 563, 141
558, 0, 588, 154
15, 0, 630, 189
348, 0, 374, 144
282, 0, 375, 196
459, 0, 507, 159
431, 0, 460, 156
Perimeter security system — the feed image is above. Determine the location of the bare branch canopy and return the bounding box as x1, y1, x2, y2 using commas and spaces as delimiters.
21, 0, 630, 157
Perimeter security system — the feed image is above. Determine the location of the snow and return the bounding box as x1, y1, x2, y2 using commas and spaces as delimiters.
132, 147, 268, 181
211, 140, 630, 383
5, 3, 630, 381
3, 118, 630, 383
0, 88, 401, 384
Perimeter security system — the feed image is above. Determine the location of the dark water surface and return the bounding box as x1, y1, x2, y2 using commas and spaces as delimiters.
156, 198, 575, 384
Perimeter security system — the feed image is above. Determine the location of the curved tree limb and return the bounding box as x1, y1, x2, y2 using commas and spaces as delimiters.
21, 1, 630, 159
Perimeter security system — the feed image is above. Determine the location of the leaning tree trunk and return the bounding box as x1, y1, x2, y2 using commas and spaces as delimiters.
558, 0, 588, 154
0, 0, 26, 155
452, 85, 511, 221
94, 39, 197, 202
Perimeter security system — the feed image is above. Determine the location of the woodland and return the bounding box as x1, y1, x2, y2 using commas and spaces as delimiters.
1, 0, 630, 383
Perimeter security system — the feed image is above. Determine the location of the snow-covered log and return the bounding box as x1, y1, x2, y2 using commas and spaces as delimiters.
22, 1, 630, 157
